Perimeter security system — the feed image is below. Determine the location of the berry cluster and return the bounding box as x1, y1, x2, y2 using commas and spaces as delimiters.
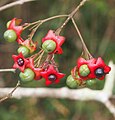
3, 18, 111, 87
66, 57, 111, 88
4, 18, 65, 86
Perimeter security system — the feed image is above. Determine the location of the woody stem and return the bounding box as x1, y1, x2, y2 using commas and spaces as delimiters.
71, 18, 93, 59
55, 0, 88, 35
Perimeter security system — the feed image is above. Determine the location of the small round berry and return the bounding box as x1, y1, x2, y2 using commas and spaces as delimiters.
86, 79, 96, 87
79, 64, 90, 77
4, 29, 17, 42
66, 75, 78, 89
17, 58, 24, 66
42, 40, 56, 53
6, 21, 11, 28
95, 68, 104, 78
48, 74, 57, 81
18, 46, 30, 57
19, 68, 35, 82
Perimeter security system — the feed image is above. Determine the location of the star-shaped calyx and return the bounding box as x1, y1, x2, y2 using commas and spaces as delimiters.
20, 39, 37, 53
40, 65, 65, 86
12, 53, 29, 72
8, 18, 24, 44
42, 30, 65, 54
77, 57, 111, 80
26, 58, 43, 80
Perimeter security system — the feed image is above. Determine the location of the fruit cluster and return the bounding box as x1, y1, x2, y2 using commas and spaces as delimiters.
3, 18, 111, 87
66, 57, 111, 88
4, 18, 65, 86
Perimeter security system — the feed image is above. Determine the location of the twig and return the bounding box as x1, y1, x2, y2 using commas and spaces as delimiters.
71, 18, 92, 59
26, 15, 68, 39
23, 15, 69, 30
55, 0, 89, 35
0, 69, 16, 73
0, 0, 36, 12
0, 81, 20, 103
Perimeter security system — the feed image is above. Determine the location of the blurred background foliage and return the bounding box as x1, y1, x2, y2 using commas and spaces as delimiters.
0, 0, 115, 120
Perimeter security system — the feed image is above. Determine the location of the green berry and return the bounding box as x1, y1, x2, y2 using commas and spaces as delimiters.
19, 68, 35, 83
4, 29, 17, 42
6, 21, 11, 28
79, 64, 90, 77
42, 40, 56, 53
18, 46, 30, 57
86, 79, 96, 87
66, 75, 78, 89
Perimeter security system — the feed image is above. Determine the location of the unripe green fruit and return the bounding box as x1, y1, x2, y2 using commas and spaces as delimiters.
4, 29, 17, 42
19, 68, 35, 83
79, 64, 90, 77
6, 21, 11, 28
86, 79, 96, 87
18, 46, 30, 57
66, 75, 78, 89
42, 40, 56, 53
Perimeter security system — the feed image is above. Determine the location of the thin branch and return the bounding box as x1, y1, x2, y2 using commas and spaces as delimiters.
55, 0, 89, 35
0, 0, 36, 12
26, 15, 68, 39
0, 69, 16, 73
0, 81, 20, 103
71, 18, 92, 59
24, 15, 69, 30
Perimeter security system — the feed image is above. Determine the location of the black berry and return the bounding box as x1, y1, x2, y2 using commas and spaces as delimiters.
48, 74, 57, 81
17, 58, 24, 66
95, 68, 104, 78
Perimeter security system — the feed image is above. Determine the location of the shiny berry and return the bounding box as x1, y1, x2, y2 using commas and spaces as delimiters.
95, 68, 104, 78
4, 29, 17, 42
6, 21, 11, 28
19, 68, 35, 82
48, 74, 57, 81
86, 79, 96, 87
66, 75, 78, 89
42, 40, 56, 53
79, 64, 90, 77
17, 58, 24, 66
18, 46, 30, 57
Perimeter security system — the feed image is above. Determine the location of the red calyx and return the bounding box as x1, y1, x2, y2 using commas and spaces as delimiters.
42, 30, 65, 54
77, 57, 111, 80
26, 58, 43, 80
20, 39, 37, 53
12, 53, 29, 72
40, 65, 65, 86
8, 18, 24, 44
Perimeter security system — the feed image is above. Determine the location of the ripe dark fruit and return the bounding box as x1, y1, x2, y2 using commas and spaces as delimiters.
17, 58, 24, 66
95, 68, 104, 78
48, 74, 57, 81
